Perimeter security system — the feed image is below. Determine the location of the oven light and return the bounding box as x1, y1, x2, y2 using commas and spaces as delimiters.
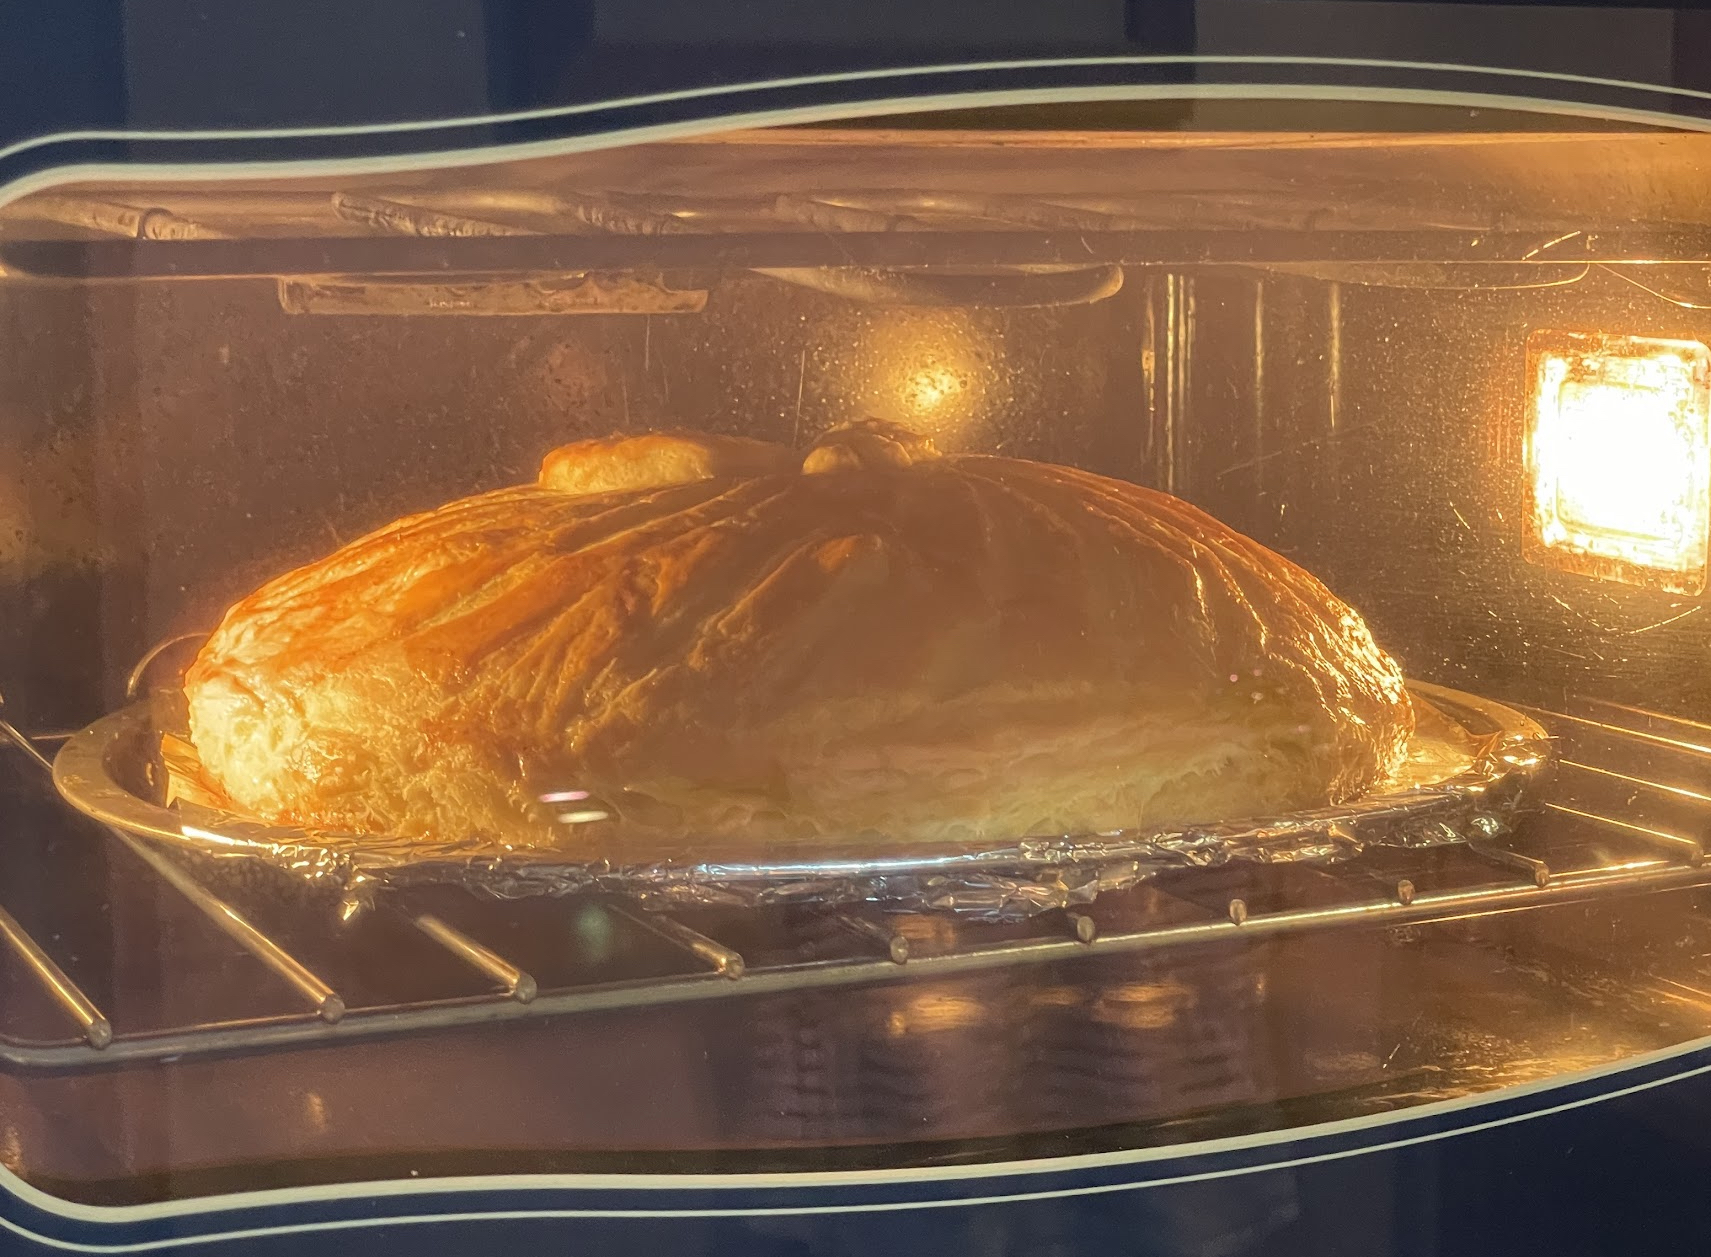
1525, 330, 1711, 594
841, 311, 984, 442
901, 363, 964, 416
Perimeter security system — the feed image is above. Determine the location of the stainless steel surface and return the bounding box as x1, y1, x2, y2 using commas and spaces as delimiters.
1469, 840, 1553, 887
11, 228, 1711, 283
1, 712, 115, 1046
1562, 759, 1711, 804
329, 193, 531, 239
12, 128, 1711, 250
1527, 706, 1711, 760
0, 713, 53, 773
607, 902, 747, 979
9, 194, 226, 241
0, 906, 110, 1049
23, 130, 1711, 293
831, 912, 911, 964
276, 274, 711, 317
410, 912, 537, 1004
1544, 802, 1707, 865
33, 689, 349, 1022
5, 845, 1711, 1072
123, 632, 209, 702
110, 828, 346, 1024
751, 264, 1126, 308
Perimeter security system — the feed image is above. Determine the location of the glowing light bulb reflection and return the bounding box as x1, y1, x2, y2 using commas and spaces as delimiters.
1525, 331, 1711, 594
840, 311, 989, 444
900, 363, 963, 415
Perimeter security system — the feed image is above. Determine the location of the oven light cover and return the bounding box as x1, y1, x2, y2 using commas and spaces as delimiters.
1524, 329, 1711, 595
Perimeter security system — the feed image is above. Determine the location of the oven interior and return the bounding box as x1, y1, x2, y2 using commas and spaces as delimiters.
5, 101, 1711, 1201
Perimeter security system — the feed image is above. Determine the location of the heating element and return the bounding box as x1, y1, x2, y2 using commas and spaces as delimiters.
0, 693, 1706, 1071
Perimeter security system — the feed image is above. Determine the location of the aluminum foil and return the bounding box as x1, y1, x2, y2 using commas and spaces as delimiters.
53, 681, 1552, 921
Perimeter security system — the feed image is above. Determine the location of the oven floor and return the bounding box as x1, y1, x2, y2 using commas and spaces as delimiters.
3, 889, 1709, 1205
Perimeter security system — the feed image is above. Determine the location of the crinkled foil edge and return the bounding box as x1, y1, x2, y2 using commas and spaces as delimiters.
58, 685, 1554, 922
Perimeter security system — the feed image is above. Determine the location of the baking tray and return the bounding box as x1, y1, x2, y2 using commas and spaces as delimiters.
50, 680, 1552, 920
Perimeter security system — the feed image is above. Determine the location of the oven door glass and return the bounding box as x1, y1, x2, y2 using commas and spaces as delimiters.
2, 98, 1711, 1247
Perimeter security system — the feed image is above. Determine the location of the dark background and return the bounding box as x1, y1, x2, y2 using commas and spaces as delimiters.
0, 3, 1702, 138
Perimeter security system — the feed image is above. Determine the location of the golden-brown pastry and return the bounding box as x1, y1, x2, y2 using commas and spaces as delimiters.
538, 430, 793, 496
184, 421, 1413, 853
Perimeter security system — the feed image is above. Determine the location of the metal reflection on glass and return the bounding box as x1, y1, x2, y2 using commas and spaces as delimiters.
1092, 979, 1196, 1031
542, 788, 609, 826
1524, 329, 1711, 594
886, 992, 985, 1036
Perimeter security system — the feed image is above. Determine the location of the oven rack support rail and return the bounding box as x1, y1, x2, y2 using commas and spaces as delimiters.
0, 700, 1707, 1071
0, 228, 1691, 282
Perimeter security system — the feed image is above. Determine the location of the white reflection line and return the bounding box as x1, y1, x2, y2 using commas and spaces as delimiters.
1521, 229, 1581, 261
556, 810, 609, 825
178, 825, 249, 849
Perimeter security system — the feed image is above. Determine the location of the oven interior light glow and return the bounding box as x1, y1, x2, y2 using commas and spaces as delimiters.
838, 311, 987, 443
1525, 331, 1711, 594
900, 362, 964, 416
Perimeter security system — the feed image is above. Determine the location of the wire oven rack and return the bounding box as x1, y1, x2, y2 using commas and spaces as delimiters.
0, 694, 1708, 1071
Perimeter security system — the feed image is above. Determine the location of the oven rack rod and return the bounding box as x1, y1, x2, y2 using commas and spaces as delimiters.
0, 833, 1706, 1071
2, 701, 1709, 1071
1, 227, 1700, 281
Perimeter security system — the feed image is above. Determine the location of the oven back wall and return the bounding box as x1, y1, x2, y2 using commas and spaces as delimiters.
4, 261, 1709, 729
0, 270, 1148, 729
1180, 266, 1711, 718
